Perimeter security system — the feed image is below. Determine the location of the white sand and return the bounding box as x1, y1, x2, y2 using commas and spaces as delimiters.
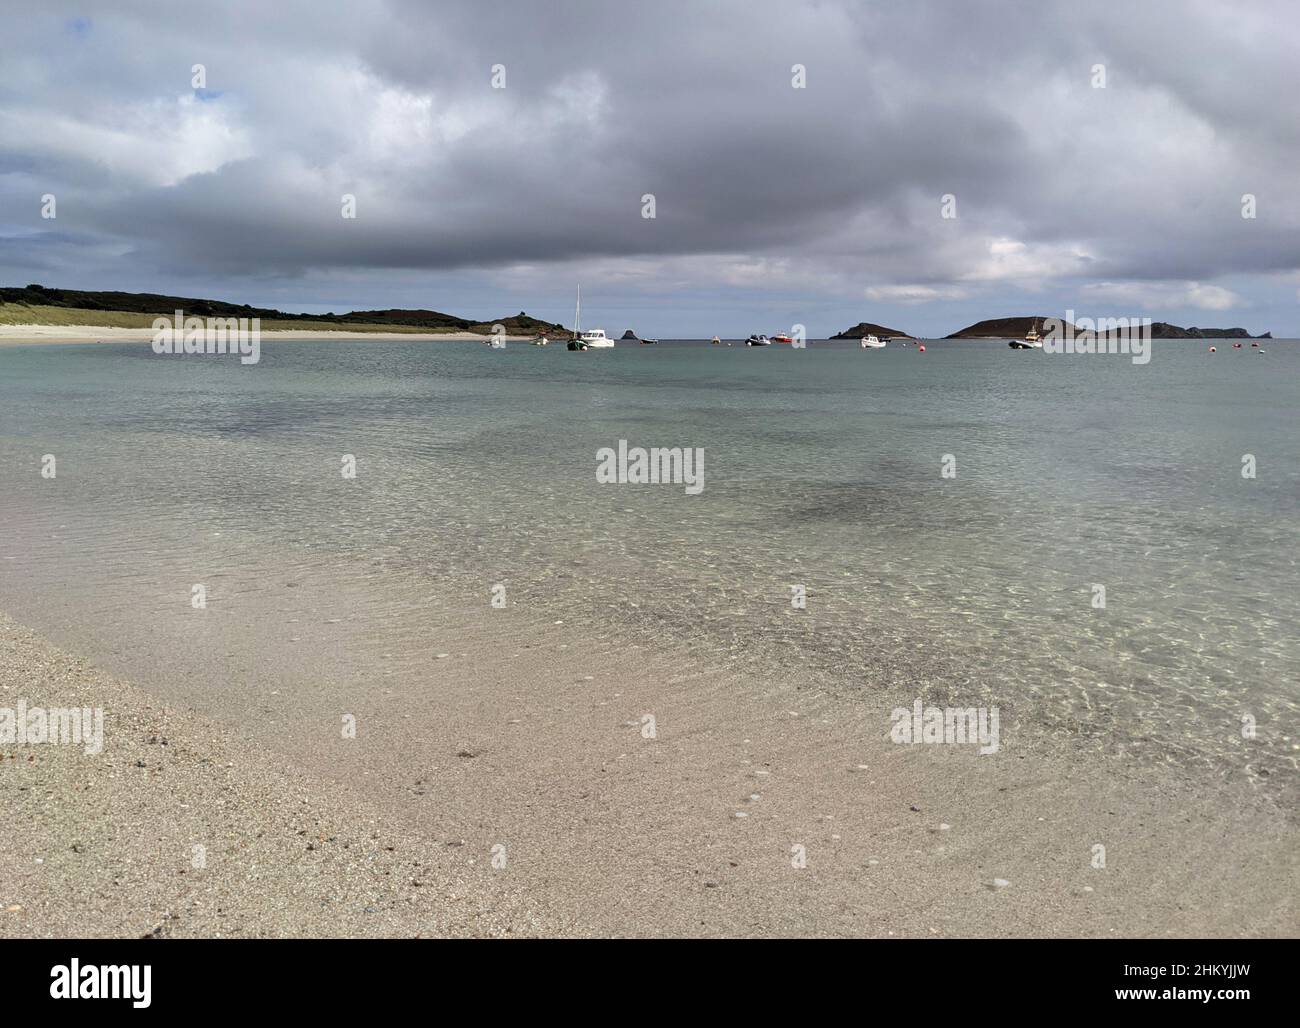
2, 602, 1294, 938
0, 325, 534, 346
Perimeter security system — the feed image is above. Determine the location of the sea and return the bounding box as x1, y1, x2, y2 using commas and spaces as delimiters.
1, 337, 1296, 791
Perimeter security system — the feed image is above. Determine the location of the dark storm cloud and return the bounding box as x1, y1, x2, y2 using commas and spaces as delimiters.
1, 0, 1298, 323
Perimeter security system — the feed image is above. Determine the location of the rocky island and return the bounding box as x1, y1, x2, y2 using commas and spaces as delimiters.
946, 316, 1270, 339
831, 320, 914, 339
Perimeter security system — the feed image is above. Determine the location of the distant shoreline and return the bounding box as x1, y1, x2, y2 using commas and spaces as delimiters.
0, 288, 1275, 343
0, 325, 534, 346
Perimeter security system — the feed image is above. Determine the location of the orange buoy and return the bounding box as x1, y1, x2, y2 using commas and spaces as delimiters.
918, 344, 926, 352
1209, 346, 1216, 352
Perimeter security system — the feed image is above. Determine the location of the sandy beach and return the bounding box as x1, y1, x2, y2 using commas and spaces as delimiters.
2, 595, 1294, 939
0, 325, 529, 347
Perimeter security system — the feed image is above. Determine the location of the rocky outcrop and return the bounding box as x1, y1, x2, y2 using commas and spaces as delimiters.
945, 316, 1065, 338
831, 320, 913, 339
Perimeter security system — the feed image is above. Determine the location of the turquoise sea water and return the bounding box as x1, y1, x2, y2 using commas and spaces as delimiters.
1, 338, 1297, 785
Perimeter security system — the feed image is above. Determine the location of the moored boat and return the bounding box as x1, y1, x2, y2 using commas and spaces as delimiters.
568, 285, 614, 349
579, 329, 614, 348
745, 334, 771, 346
1010, 321, 1044, 349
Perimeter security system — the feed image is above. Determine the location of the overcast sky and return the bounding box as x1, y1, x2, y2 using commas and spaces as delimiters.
1, 0, 1297, 336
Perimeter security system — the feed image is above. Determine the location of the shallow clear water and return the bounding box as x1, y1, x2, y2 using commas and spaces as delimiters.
2, 338, 1297, 785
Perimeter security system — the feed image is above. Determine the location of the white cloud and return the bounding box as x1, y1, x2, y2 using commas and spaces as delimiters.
0, 94, 252, 189
865, 284, 970, 304
957, 237, 1096, 287
1081, 280, 1243, 311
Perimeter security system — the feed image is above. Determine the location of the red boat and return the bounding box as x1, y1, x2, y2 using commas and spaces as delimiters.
772, 333, 794, 344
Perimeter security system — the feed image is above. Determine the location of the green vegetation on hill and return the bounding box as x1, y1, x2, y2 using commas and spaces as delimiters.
468, 311, 567, 335
0, 285, 568, 334
0, 303, 442, 333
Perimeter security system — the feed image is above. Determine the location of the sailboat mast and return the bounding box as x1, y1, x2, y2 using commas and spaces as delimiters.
574, 284, 581, 339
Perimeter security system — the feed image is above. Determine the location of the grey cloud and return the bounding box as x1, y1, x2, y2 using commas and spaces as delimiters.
0, 0, 1297, 330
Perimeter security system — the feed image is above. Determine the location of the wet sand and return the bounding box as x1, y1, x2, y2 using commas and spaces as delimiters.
1, 604, 1294, 938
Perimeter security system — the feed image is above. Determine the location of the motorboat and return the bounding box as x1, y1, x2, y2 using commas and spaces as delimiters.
578, 329, 614, 348
1010, 321, 1043, 349
745, 334, 771, 346
772, 332, 794, 344
568, 285, 614, 349
860, 335, 885, 348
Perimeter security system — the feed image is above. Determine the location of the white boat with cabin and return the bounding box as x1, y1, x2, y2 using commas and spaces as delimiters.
1010, 321, 1044, 349
567, 285, 614, 350
578, 328, 614, 348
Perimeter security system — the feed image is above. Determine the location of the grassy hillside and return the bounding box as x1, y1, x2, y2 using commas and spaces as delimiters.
0, 286, 569, 335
